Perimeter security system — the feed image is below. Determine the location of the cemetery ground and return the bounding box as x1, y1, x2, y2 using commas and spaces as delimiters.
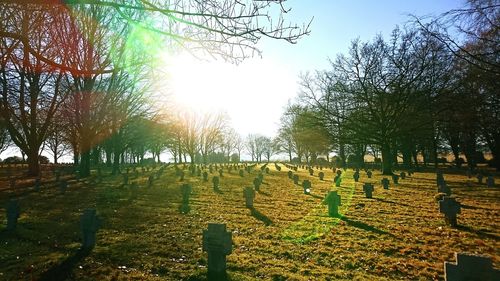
0, 164, 499, 280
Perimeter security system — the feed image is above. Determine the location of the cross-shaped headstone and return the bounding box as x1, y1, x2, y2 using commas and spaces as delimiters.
287, 171, 293, 179
265, 167, 269, 174
243, 186, 255, 208
400, 172, 406, 179
212, 176, 220, 191
486, 176, 495, 188
363, 183, 374, 198
80, 209, 101, 250
6, 199, 20, 231
293, 174, 299, 185
253, 177, 261, 191
219, 169, 223, 177
202, 223, 232, 280
444, 252, 500, 281
148, 175, 154, 187
477, 173, 484, 184
392, 174, 399, 184
353, 171, 360, 182
381, 178, 390, 190
180, 183, 192, 213
179, 170, 185, 181
302, 180, 311, 195
367, 170, 372, 178
439, 196, 461, 227
318, 172, 325, 180
309, 168, 314, 176
203, 171, 208, 182
335, 175, 342, 187
323, 191, 341, 217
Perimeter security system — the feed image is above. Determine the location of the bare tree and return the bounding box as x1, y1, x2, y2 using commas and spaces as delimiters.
198, 112, 228, 164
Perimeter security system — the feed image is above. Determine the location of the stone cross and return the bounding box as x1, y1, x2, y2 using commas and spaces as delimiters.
80, 209, 101, 250
293, 174, 299, 185
437, 172, 445, 187
180, 183, 192, 213
400, 172, 406, 179
209, 166, 213, 173
444, 252, 500, 281
203, 171, 208, 182
6, 199, 20, 231
243, 186, 255, 208
253, 177, 261, 191
323, 191, 341, 217
319, 172, 324, 180
439, 196, 461, 227
392, 174, 399, 184
477, 173, 484, 184
335, 175, 342, 187
486, 176, 495, 187
179, 170, 185, 181
363, 183, 374, 198
309, 168, 314, 176
367, 170, 372, 178
239, 170, 244, 177
302, 180, 311, 195
212, 176, 220, 191
219, 169, 223, 177
59, 180, 68, 194
381, 178, 390, 190
148, 175, 154, 187
353, 171, 359, 182
202, 223, 232, 280
265, 167, 270, 174
287, 171, 293, 179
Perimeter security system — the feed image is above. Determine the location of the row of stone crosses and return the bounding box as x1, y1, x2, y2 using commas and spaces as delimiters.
3, 162, 498, 280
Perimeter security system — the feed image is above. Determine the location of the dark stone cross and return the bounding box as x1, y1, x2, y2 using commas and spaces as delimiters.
180, 183, 192, 213
334, 175, 342, 187
287, 171, 293, 179
239, 170, 244, 177
253, 177, 261, 191
367, 170, 372, 178
203, 171, 208, 182
353, 171, 360, 182
400, 172, 406, 179
323, 191, 341, 217
219, 169, 223, 177
265, 167, 269, 174
6, 199, 20, 231
59, 180, 68, 194
439, 196, 461, 227
309, 168, 314, 176
302, 180, 311, 195
444, 252, 500, 281
319, 172, 324, 180
392, 174, 399, 184
179, 170, 185, 181
212, 176, 220, 191
477, 173, 484, 184
202, 223, 232, 280
293, 174, 299, 185
80, 209, 101, 250
363, 183, 374, 198
381, 178, 390, 190
148, 175, 154, 187
486, 176, 495, 188
243, 186, 255, 208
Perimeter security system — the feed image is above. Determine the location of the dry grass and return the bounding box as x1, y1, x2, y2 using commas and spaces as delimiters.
0, 164, 498, 280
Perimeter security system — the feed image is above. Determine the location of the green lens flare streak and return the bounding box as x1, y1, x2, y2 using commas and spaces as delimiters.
281, 171, 356, 244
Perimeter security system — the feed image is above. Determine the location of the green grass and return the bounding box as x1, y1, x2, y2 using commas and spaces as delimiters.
0, 164, 498, 280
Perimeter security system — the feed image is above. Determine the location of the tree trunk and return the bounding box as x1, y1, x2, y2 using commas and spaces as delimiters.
380, 143, 393, 175
27, 148, 40, 176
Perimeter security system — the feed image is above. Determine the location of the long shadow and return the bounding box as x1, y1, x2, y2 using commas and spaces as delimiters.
307, 193, 324, 200
38, 248, 91, 281
373, 197, 411, 207
456, 225, 499, 241
257, 190, 271, 197
341, 216, 392, 236
250, 207, 273, 226
461, 204, 489, 211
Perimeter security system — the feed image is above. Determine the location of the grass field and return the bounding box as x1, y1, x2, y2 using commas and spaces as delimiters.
0, 164, 499, 280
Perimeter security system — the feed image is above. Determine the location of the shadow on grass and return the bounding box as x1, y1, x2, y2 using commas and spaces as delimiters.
257, 190, 271, 197
38, 248, 91, 281
456, 225, 499, 241
307, 193, 324, 200
250, 207, 272, 226
340, 216, 392, 236
373, 197, 411, 207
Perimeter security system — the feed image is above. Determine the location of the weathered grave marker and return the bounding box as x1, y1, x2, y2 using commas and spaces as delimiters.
381, 178, 390, 190
444, 252, 500, 281
179, 170, 185, 181
353, 171, 360, 182
335, 175, 342, 187
253, 177, 261, 191
392, 174, 399, 184
6, 199, 20, 231
239, 170, 244, 177
180, 183, 192, 213
243, 186, 255, 208
287, 171, 293, 179
367, 170, 372, 178
319, 172, 324, 180
439, 196, 461, 227
148, 175, 154, 187
293, 174, 299, 185
486, 176, 495, 187
203, 171, 208, 182
477, 173, 484, 184
80, 209, 101, 250
202, 223, 232, 280
212, 176, 220, 191
363, 183, 374, 198
400, 172, 406, 179
302, 180, 311, 194
323, 191, 341, 217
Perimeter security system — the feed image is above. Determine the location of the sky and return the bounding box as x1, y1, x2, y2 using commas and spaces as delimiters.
164, 0, 464, 138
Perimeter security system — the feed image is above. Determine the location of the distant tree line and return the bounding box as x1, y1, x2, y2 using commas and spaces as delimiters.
278, 0, 499, 174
